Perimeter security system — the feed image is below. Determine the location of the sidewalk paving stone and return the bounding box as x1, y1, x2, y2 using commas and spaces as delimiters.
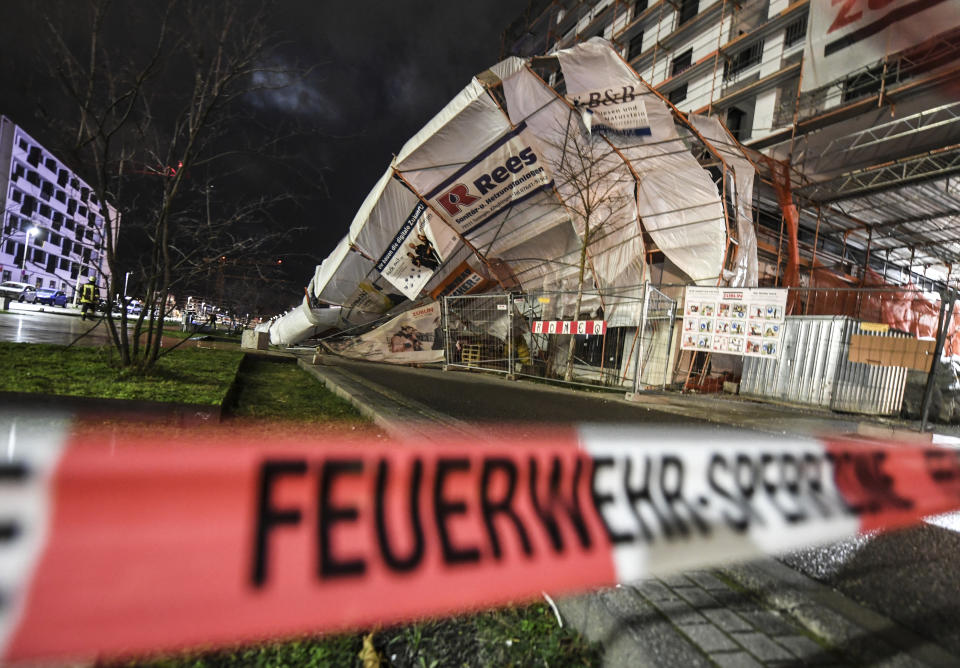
679, 623, 739, 652
712, 650, 765, 668
673, 585, 718, 608
731, 632, 794, 662
686, 570, 731, 591
702, 608, 754, 633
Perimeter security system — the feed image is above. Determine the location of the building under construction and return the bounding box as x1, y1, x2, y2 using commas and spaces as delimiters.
262, 0, 960, 425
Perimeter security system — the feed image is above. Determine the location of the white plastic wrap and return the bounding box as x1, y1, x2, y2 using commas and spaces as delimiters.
689, 114, 758, 287
556, 39, 726, 286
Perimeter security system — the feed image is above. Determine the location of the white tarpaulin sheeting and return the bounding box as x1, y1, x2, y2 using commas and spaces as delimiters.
267, 297, 345, 346
501, 63, 644, 326
689, 114, 758, 287
556, 39, 726, 287
802, 0, 960, 92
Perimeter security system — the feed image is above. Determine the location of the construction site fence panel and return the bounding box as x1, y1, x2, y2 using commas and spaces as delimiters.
439, 284, 957, 425
443, 289, 659, 391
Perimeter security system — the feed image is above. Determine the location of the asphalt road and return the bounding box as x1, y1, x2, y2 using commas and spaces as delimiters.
334, 356, 718, 426
0, 303, 119, 346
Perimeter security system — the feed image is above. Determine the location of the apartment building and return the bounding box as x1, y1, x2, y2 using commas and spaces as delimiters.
503, 0, 960, 288
0, 115, 117, 296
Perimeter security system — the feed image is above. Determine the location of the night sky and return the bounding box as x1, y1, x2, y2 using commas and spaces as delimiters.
0, 0, 524, 308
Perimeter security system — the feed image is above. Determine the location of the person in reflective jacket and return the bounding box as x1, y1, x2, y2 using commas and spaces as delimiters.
80, 276, 99, 321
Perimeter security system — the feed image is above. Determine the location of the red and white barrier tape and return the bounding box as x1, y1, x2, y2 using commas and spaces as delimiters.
1, 417, 959, 664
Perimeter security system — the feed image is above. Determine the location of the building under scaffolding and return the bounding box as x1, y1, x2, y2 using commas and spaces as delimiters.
502, 0, 960, 290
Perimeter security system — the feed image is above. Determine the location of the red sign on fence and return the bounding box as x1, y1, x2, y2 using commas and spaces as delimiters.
531, 320, 607, 335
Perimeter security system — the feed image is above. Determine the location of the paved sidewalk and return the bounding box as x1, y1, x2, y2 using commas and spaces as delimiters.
295, 352, 958, 667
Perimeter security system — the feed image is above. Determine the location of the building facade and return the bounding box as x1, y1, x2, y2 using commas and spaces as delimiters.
0, 115, 117, 297
503, 0, 960, 289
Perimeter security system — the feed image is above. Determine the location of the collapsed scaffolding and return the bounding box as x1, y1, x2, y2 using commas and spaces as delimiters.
259, 35, 960, 427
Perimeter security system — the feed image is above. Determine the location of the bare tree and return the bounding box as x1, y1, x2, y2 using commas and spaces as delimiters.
545, 112, 637, 382
35, 0, 312, 369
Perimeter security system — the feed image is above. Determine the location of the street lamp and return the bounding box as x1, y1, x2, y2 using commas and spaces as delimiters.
123, 271, 132, 304
21, 227, 38, 276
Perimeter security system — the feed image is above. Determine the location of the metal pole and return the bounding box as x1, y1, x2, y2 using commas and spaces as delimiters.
633, 281, 650, 394
443, 296, 450, 370
664, 299, 676, 391
507, 294, 514, 376
123, 271, 131, 303
920, 291, 955, 431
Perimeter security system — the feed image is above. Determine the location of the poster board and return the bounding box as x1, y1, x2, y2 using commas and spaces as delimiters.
680, 287, 787, 358
321, 302, 444, 364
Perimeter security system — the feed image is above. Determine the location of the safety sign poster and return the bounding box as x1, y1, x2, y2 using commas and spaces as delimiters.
680, 287, 787, 358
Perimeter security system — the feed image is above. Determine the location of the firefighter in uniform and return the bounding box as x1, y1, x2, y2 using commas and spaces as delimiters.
80, 276, 99, 321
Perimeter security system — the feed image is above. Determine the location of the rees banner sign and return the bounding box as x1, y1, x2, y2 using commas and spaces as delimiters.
424, 122, 554, 236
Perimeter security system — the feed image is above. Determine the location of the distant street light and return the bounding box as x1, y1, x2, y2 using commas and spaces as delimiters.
21, 227, 38, 276
123, 271, 132, 303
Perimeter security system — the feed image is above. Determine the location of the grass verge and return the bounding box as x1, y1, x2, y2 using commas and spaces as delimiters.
126, 602, 600, 667
0, 342, 242, 404
225, 356, 365, 423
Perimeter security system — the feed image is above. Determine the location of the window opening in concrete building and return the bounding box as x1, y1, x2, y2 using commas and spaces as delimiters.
668, 83, 688, 104
726, 107, 747, 141
677, 0, 698, 26
725, 40, 764, 79
628, 30, 645, 60
784, 14, 806, 48
671, 48, 693, 77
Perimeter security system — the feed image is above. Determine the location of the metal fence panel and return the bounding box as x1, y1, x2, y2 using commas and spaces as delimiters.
831, 327, 910, 415
443, 294, 513, 375
445, 290, 647, 389
633, 285, 677, 391
741, 315, 909, 416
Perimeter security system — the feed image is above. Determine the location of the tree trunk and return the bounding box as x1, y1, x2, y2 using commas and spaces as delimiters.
564, 223, 590, 382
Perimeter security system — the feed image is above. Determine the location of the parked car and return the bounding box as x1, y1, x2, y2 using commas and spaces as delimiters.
0, 281, 37, 303
35, 288, 68, 307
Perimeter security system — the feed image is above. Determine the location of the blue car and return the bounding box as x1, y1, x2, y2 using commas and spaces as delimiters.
35, 288, 68, 307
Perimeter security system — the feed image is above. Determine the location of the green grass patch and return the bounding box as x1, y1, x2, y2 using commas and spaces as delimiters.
0, 342, 242, 405
123, 602, 600, 667
226, 356, 365, 423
